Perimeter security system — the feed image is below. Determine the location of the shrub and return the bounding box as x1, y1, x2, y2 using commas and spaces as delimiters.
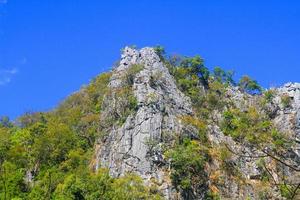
180, 115, 207, 141
239, 75, 262, 95
0, 116, 13, 128
102, 86, 138, 127
213, 67, 235, 85
154, 45, 165, 60
0, 161, 25, 200
221, 107, 289, 151
124, 64, 144, 85
166, 139, 208, 197
180, 55, 210, 87
263, 89, 276, 103
281, 94, 291, 108
108, 173, 162, 200
279, 184, 293, 199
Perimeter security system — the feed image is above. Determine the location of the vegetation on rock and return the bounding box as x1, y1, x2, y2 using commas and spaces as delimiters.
0, 46, 299, 199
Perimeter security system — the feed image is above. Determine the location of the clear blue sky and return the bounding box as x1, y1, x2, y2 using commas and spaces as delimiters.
1, 0, 300, 119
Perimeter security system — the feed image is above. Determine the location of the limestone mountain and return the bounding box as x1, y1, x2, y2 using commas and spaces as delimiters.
93, 47, 300, 199
0, 47, 299, 200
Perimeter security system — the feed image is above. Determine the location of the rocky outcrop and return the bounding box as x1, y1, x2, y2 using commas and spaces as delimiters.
94, 47, 300, 199
274, 83, 300, 155
95, 47, 194, 198
207, 83, 300, 199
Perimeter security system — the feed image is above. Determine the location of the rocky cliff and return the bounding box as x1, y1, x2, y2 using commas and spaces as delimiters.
94, 47, 300, 199
3, 46, 299, 199
95, 47, 194, 199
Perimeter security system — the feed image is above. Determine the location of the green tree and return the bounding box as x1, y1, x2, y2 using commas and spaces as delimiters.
239, 75, 262, 94
213, 67, 235, 85
0, 161, 25, 200
154, 45, 165, 60
0, 116, 12, 128
108, 173, 162, 200
167, 139, 208, 199
180, 55, 210, 87
0, 128, 11, 164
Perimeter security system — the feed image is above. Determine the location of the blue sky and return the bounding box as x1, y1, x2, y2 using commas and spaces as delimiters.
1, 0, 300, 119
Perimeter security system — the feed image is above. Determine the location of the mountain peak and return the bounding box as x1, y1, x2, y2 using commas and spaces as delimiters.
96, 46, 194, 198
2, 46, 299, 200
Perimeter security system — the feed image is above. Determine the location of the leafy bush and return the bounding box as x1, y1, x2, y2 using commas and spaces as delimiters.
263, 89, 276, 103
124, 64, 144, 85
180, 115, 207, 141
180, 55, 210, 87
1, 48, 296, 199
239, 75, 262, 95
102, 86, 138, 127
0, 68, 161, 199
53, 170, 162, 200
281, 94, 291, 108
213, 67, 235, 85
279, 184, 293, 199
166, 139, 208, 197
154, 45, 166, 60
0, 161, 25, 200
108, 173, 162, 200
221, 107, 289, 150
0, 116, 13, 128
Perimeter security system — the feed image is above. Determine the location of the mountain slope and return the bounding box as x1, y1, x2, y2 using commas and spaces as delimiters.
0, 46, 299, 200
95, 47, 194, 199
93, 47, 300, 199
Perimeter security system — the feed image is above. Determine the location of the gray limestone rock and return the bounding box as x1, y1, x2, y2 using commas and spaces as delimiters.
94, 46, 300, 199
96, 47, 193, 199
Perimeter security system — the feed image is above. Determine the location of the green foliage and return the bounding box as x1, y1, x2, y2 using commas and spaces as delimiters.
53, 170, 162, 200
218, 146, 232, 162
205, 190, 221, 200
263, 89, 276, 103
174, 67, 201, 95
108, 173, 162, 200
28, 168, 65, 200
53, 72, 112, 148
239, 75, 262, 95
160, 54, 240, 198
180, 55, 210, 87
0, 128, 11, 163
165, 54, 210, 108
0, 161, 26, 200
101, 64, 141, 128
102, 86, 138, 128
166, 139, 208, 195
180, 115, 207, 141
116, 87, 138, 124
0, 116, 13, 128
163, 55, 230, 120
221, 107, 289, 150
206, 80, 227, 111
124, 64, 143, 85
1, 48, 295, 199
154, 45, 165, 60
52, 169, 113, 200
0, 69, 163, 199
255, 158, 270, 182
279, 184, 293, 199
281, 94, 291, 108
213, 67, 235, 85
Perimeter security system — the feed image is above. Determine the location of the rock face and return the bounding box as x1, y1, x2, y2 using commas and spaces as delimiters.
274, 83, 300, 157
273, 83, 300, 190
207, 83, 300, 199
96, 47, 193, 198
95, 47, 300, 199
